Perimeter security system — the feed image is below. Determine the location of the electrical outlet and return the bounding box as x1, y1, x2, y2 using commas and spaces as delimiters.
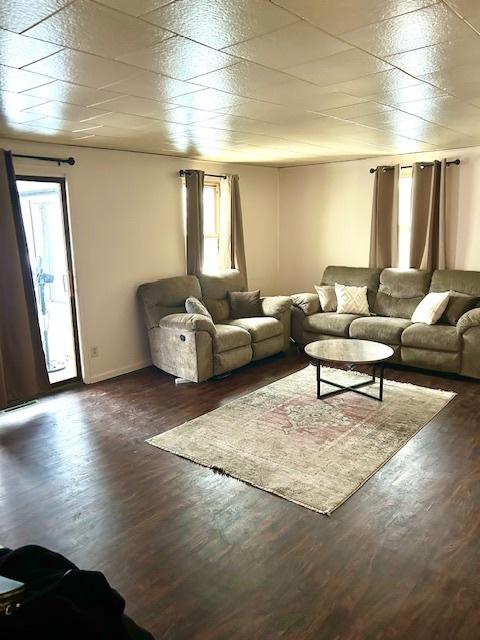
90, 345, 99, 358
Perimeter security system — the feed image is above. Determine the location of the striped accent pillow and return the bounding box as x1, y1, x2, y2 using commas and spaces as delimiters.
335, 283, 369, 315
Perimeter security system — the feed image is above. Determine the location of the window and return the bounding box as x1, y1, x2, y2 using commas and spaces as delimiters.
202, 180, 221, 272
398, 167, 413, 269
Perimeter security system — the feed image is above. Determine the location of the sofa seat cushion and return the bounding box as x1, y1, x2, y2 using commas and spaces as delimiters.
227, 317, 282, 343
401, 324, 461, 352
214, 324, 251, 353
350, 317, 411, 344
304, 312, 361, 337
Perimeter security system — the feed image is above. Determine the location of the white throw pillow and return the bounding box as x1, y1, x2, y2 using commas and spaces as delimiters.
411, 291, 450, 325
314, 285, 337, 312
335, 283, 369, 315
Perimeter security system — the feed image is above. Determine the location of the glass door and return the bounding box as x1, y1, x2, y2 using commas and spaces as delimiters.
16, 177, 81, 386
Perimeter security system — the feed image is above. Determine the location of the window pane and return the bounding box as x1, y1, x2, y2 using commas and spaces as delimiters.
203, 186, 217, 235
203, 237, 219, 273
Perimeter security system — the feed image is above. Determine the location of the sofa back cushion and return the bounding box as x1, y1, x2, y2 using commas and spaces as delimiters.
374, 268, 432, 319
430, 269, 480, 297
321, 266, 382, 309
199, 269, 245, 322
138, 275, 201, 329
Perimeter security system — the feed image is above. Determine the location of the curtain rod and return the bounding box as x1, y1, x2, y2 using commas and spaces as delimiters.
12, 153, 75, 166
369, 158, 460, 173
179, 169, 227, 179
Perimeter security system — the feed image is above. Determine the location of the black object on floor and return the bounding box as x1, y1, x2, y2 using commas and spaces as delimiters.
0, 545, 154, 640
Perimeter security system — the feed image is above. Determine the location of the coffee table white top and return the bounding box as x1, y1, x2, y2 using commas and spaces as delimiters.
305, 339, 394, 365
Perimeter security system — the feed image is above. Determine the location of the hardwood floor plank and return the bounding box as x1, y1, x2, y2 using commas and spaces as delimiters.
0, 351, 479, 639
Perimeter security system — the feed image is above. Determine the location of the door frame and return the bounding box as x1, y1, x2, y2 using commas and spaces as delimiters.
16, 175, 82, 388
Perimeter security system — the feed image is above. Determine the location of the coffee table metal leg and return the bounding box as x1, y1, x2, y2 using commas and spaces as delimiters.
379, 363, 384, 402
317, 361, 321, 399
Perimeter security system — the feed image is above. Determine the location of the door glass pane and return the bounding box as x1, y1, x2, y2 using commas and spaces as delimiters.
203, 186, 217, 235
16, 180, 78, 384
203, 237, 219, 273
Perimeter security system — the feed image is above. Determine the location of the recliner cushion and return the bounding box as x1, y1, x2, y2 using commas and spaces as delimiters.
227, 317, 282, 342
304, 312, 361, 337
401, 324, 461, 352
350, 317, 411, 344
214, 324, 251, 353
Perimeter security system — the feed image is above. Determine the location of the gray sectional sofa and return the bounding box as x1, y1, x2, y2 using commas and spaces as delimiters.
138, 269, 291, 382
291, 266, 480, 379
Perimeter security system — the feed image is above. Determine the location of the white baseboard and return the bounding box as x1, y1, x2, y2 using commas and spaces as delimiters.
85, 359, 151, 384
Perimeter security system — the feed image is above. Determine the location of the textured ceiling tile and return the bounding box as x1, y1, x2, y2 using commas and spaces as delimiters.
420, 65, 480, 98
24, 49, 139, 88
0, 91, 50, 125
24, 0, 171, 58
444, 0, 480, 19
216, 100, 319, 124
0, 65, 53, 92
168, 88, 248, 111
96, 94, 175, 119
223, 21, 351, 70
386, 36, 480, 76
102, 70, 203, 100
23, 100, 111, 121
0, 29, 63, 68
251, 79, 365, 110
0, 0, 71, 33
22, 81, 121, 107
163, 106, 220, 125
118, 36, 238, 81
330, 69, 422, 98
400, 95, 480, 131
96, 0, 172, 16
340, 4, 475, 57
272, 0, 435, 35
371, 82, 447, 105
286, 48, 392, 86
143, 0, 297, 48
192, 61, 289, 95
321, 101, 393, 118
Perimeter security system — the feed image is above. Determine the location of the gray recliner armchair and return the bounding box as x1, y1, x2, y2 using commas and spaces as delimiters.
138, 269, 291, 382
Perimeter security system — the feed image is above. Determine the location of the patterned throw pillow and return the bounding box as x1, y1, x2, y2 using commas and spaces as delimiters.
185, 296, 212, 319
411, 291, 450, 325
314, 285, 337, 312
335, 283, 369, 315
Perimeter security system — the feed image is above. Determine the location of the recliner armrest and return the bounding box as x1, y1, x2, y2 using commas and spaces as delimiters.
457, 308, 480, 335
156, 313, 216, 337
290, 293, 320, 316
261, 296, 292, 319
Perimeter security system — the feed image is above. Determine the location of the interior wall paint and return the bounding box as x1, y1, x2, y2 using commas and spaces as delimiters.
2, 139, 279, 383
278, 145, 480, 294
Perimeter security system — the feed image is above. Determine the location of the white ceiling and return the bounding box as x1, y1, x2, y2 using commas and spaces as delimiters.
1, 0, 480, 166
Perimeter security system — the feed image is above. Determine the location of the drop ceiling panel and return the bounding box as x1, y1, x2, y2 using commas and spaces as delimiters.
22, 81, 121, 107
222, 21, 352, 70
143, 0, 298, 48
118, 36, 238, 81
2, 0, 480, 166
24, 0, 172, 58
0, 0, 72, 33
272, 0, 436, 35
340, 3, 474, 57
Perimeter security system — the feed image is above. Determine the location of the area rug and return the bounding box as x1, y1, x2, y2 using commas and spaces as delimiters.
147, 367, 455, 515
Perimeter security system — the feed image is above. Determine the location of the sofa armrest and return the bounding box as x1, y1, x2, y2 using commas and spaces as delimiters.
456, 308, 480, 335
157, 313, 216, 337
261, 295, 292, 319
290, 293, 320, 316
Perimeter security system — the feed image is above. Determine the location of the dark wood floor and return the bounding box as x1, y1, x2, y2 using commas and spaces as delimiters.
1, 351, 479, 640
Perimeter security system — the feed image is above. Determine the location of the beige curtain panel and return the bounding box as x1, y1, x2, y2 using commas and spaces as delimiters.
229, 175, 248, 288
185, 169, 204, 276
410, 159, 447, 270
369, 165, 400, 268
0, 149, 50, 409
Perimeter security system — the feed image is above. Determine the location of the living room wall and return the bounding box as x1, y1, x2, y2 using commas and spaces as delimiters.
1, 138, 280, 383
278, 145, 480, 294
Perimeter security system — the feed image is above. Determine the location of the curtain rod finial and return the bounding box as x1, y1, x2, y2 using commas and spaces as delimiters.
369, 167, 376, 173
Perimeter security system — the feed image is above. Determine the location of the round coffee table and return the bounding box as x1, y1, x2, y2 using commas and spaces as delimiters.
304, 339, 394, 402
